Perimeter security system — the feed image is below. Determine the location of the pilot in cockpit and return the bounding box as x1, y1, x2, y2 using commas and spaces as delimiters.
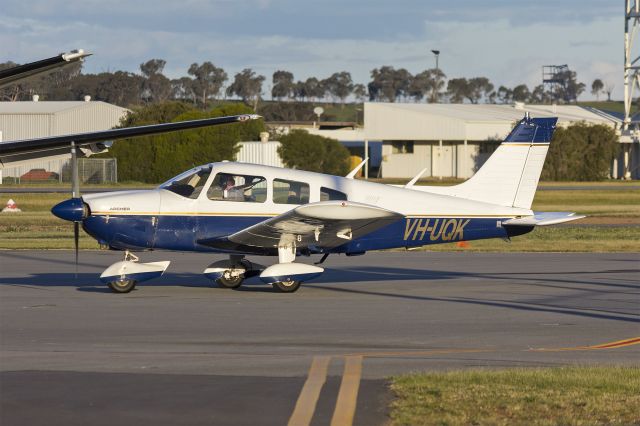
221, 175, 244, 201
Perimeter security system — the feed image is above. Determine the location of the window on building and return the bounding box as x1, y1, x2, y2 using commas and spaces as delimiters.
391, 141, 414, 154
273, 179, 310, 204
320, 187, 347, 201
207, 173, 267, 202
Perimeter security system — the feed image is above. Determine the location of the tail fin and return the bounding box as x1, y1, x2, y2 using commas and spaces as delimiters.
416, 115, 557, 209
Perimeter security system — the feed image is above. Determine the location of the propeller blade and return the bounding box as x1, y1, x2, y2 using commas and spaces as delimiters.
71, 141, 80, 198
74, 221, 79, 278
71, 141, 80, 279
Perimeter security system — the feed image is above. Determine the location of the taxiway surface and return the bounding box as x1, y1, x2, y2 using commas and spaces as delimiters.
1, 251, 638, 425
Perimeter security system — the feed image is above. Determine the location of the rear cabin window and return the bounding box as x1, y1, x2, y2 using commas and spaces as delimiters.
320, 187, 347, 201
273, 179, 310, 204
207, 173, 267, 203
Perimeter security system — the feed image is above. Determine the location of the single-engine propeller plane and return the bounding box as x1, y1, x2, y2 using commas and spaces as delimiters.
1, 111, 584, 293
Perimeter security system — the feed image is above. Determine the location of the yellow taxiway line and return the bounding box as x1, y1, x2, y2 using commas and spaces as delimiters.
288, 336, 639, 425
330, 355, 363, 426
288, 356, 331, 426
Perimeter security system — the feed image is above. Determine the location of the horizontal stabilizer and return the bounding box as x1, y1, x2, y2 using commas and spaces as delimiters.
502, 212, 586, 227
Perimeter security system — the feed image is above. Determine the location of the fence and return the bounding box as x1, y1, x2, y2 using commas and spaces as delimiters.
0, 158, 117, 184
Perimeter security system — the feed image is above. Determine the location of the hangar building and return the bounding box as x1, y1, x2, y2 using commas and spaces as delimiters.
308, 102, 632, 180
0, 99, 129, 142
0, 99, 129, 183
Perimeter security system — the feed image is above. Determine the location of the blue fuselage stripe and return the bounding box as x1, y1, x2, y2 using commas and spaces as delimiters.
83, 214, 513, 253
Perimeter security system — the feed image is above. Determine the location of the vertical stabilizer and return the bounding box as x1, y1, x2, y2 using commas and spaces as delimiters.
414, 115, 557, 209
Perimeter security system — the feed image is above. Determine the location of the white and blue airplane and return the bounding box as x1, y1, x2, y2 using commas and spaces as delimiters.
1, 113, 584, 293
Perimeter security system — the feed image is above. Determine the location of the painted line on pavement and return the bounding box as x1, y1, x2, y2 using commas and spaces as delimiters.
330, 355, 363, 426
533, 336, 640, 352
288, 355, 331, 426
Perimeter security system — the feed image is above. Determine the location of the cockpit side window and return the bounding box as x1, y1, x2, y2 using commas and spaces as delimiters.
273, 179, 310, 204
207, 173, 267, 203
160, 167, 212, 199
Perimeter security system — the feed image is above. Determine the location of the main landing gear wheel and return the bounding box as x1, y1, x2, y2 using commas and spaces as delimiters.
216, 273, 244, 289
272, 280, 301, 293
107, 278, 137, 293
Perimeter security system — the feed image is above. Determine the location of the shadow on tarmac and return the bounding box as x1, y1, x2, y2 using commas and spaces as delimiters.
2, 263, 638, 323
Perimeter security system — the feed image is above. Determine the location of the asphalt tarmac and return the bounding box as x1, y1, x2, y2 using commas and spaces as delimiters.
1, 250, 639, 425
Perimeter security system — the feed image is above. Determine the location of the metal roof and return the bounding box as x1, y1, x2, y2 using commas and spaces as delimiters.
363, 103, 621, 141
0, 101, 126, 114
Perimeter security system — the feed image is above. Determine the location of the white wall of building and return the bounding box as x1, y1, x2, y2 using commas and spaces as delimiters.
236, 141, 284, 168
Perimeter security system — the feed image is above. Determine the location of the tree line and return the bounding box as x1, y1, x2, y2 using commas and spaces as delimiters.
0, 58, 612, 109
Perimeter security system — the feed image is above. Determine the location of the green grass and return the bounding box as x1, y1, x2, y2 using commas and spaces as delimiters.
532, 189, 640, 217
390, 366, 640, 426
577, 100, 629, 115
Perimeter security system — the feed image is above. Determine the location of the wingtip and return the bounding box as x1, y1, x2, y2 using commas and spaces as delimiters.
239, 114, 262, 121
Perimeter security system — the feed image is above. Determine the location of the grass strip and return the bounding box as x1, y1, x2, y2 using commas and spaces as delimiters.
389, 366, 640, 426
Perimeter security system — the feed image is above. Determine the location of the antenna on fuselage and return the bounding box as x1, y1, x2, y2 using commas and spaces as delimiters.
345, 157, 369, 179
404, 168, 428, 188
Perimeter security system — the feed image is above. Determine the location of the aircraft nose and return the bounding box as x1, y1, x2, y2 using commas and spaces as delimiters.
51, 198, 88, 222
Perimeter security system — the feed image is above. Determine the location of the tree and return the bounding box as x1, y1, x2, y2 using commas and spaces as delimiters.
603, 82, 615, 102
0, 60, 84, 101
426, 68, 446, 103
272, 70, 295, 100
529, 84, 552, 104
226, 68, 265, 110
368, 66, 412, 102
101, 102, 264, 182
550, 70, 585, 103
171, 77, 197, 104
277, 129, 350, 175
541, 122, 619, 181
512, 84, 530, 103
408, 69, 447, 103
304, 77, 326, 101
496, 86, 513, 104
591, 79, 604, 101
188, 62, 228, 107
446, 78, 469, 103
352, 83, 367, 102
467, 77, 494, 104
408, 70, 430, 102
140, 59, 171, 103
66, 71, 145, 106
323, 71, 354, 104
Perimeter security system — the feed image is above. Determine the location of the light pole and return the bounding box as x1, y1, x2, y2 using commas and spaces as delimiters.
431, 49, 440, 71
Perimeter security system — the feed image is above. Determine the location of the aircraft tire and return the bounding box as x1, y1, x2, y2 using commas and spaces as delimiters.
272, 280, 301, 293
216, 274, 244, 289
107, 278, 137, 293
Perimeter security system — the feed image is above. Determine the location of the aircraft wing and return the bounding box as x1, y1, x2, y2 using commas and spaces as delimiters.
198, 201, 403, 253
0, 114, 260, 167
0, 49, 91, 89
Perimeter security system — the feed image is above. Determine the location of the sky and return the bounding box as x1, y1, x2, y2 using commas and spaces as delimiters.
1, 1, 622, 100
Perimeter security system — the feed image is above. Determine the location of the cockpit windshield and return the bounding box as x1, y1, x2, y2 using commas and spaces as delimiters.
159, 165, 212, 199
